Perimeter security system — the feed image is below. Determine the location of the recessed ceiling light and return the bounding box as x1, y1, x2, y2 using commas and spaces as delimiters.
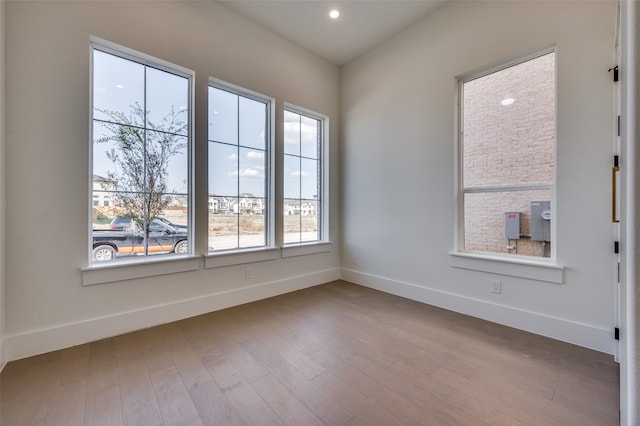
329, 9, 340, 19
501, 98, 515, 106
115, 84, 124, 89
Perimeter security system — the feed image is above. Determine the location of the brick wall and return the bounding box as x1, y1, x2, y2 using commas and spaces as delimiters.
462, 52, 555, 257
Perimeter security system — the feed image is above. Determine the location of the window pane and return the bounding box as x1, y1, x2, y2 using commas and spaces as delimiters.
91, 44, 191, 263
146, 131, 188, 195
92, 121, 121, 182
208, 142, 238, 197
164, 137, 189, 195
284, 110, 300, 155
239, 147, 266, 198
300, 199, 319, 242
208, 83, 272, 253
464, 189, 551, 257
283, 154, 300, 199
209, 206, 239, 251
164, 196, 188, 224
239, 197, 266, 248
283, 199, 301, 244
239, 97, 266, 150
300, 116, 319, 159
146, 67, 189, 135
283, 107, 324, 245
300, 158, 319, 200
93, 50, 144, 126
209, 87, 238, 144
462, 52, 555, 188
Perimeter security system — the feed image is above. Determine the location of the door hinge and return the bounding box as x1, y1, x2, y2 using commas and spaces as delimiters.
615, 327, 620, 340
614, 241, 619, 254
618, 115, 621, 137
609, 65, 619, 82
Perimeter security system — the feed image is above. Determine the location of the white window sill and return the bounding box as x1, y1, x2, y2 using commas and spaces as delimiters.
81, 255, 200, 286
282, 241, 332, 258
449, 251, 564, 284
205, 247, 280, 269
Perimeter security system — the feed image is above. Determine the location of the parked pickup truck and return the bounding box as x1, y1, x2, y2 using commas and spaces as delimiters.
92, 218, 188, 262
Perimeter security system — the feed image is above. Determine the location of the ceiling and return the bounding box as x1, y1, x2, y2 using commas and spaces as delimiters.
219, 0, 447, 66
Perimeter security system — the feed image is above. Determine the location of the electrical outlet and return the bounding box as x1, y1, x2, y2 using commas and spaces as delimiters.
491, 280, 501, 294
351, 255, 358, 265
245, 267, 252, 279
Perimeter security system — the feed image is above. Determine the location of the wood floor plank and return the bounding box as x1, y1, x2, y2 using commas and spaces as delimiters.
311, 370, 411, 426
43, 345, 90, 426
0, 356, 32, 405
552, 370, 620, 425
187, 379, 244, 426
115, 330, 164, 426
250, 373, 325, 426
241, 336, 355, 426
308, 347, 446, 424
3, 353, 62, 425
216, 339, 270, 384
433, 366, 602, 426
83, 385, 124, 426
84, 337, 123, 426
158, 323, 214, 391
200, 345, 284, 425
0, 280, 619, 425
148, 365, 204, 426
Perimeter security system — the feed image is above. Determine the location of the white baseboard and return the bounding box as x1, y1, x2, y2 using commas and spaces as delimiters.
341, 268, 615, 355
4, 268, 340, 362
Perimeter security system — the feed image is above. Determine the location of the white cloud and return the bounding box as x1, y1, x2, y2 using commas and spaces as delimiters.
228, 153, 239, 161
291, 170, 307, 177
230, 168, 263, 178
247, 151, 264, 160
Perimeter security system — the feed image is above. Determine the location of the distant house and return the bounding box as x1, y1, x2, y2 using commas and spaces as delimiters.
92, 175, 116, 207
284, 200, 316, 216
239, 193, 264, 215
208, 194, 265, 215
209, 196, 232, 214
168, 194, 188, 208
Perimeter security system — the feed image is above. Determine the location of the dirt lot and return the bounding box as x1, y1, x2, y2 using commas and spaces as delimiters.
93, 208, 317, 238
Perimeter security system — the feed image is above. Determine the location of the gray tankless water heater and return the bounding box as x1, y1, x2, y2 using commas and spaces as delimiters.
531, 201, 551, 242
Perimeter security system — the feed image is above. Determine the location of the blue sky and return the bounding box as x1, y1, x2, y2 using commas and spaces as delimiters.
93, 49, 320, 201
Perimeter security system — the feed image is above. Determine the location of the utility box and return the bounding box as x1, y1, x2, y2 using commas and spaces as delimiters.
504, 212, 521, 239
531, 201, 551, 242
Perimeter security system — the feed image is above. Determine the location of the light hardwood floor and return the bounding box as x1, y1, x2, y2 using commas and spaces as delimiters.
1, 280, 619, 425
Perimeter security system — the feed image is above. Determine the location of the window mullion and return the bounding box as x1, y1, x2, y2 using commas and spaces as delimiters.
142, 65, 149, 255
299, 115, 303, 241
463, 183, 554, 193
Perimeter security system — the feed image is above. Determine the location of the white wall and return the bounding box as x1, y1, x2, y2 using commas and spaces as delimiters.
0, 0, 6, 370
341, 1, 617, 354
3, 1, 340, 361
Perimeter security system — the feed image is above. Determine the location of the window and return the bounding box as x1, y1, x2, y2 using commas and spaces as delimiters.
458, 50, 555, 258
208, 81, 273, 252
90, 41, 192, 264
283, 106, 325, 244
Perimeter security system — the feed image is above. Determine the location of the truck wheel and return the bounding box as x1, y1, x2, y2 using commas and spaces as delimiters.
93, 245, 116, 261
174, 240, 188, 254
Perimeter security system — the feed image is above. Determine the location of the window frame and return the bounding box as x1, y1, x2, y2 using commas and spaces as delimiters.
204, 78, 277, 268
282, 103, 330, 257
452, 48, 563, 282
84, 36, 197, 284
